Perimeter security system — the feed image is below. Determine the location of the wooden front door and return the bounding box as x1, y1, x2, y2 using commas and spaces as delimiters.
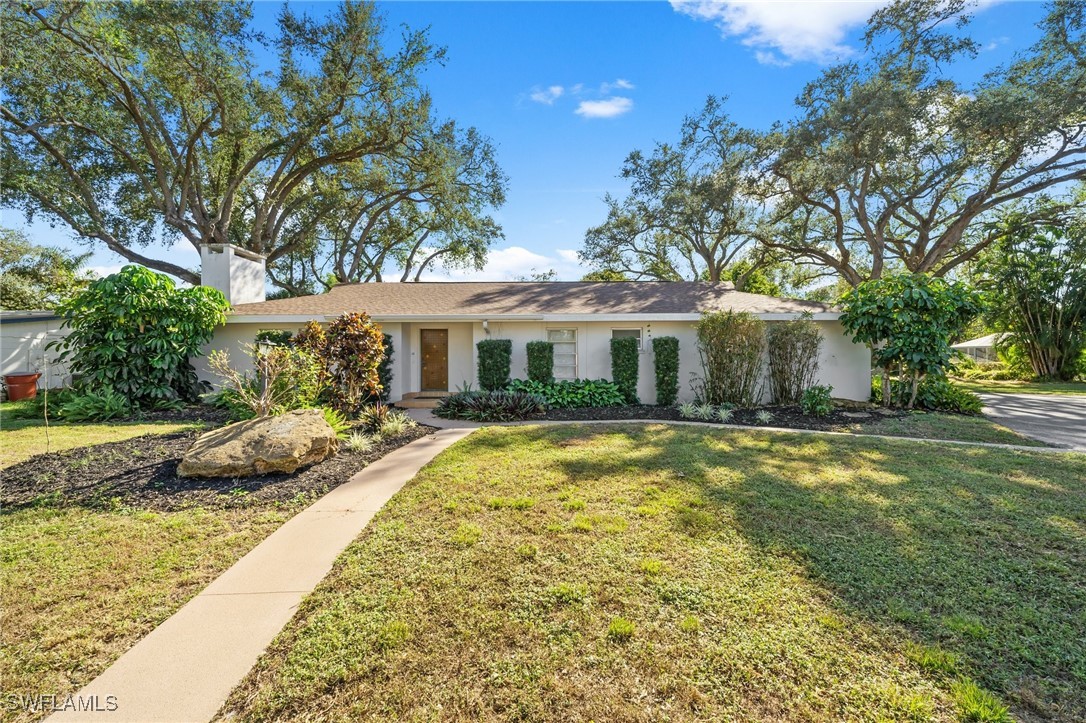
420, 329, 449, 391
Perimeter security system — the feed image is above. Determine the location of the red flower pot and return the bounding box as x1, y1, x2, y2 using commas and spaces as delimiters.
3, 372, 42, 401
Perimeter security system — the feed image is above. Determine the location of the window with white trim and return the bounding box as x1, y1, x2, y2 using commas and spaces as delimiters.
547, 328, 577, 379
611, 328, 643, 350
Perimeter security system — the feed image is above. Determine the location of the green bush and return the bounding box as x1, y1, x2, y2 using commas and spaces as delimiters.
610, 336, 640, 404
652, 336, 679, 406
507, 379, 626, 408
872, 376, 982, 414
53, 265, 229, 408
526, 341, 554, 383
695, 311, 766, 407
800, 385, 834, 417
325, 313, 386, 415
375, 333, 394, 402
57, 389, 133, 422
321, 407, 352, 439
477, 339, 512, 391
841, 273, 980, 409
434, 390, 546, 422
766, 314, 822, 404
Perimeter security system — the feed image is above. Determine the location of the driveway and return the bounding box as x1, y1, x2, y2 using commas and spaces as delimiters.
979, 393, 1086, 451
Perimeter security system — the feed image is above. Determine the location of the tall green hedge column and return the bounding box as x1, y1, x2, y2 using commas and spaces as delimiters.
526, 341, 555, 383
477, 339, 512, 391
652, 336, 679, 406
610, 336, 640, 404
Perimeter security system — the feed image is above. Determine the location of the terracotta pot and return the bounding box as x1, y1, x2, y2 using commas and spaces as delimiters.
4, 372, 42, 401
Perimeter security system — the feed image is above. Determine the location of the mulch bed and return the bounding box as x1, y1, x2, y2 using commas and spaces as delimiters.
2, 419, 437, 514
534, 404, 900, 431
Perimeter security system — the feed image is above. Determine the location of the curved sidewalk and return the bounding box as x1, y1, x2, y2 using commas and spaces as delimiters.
48, 427, 474, 723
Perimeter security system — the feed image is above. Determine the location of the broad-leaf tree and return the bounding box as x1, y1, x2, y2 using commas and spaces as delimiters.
581, 97, 771, 288
840, 273, 981, 407
977, 209, 1086, 381
1, 1, 485, 286
758, 0, 1086, 286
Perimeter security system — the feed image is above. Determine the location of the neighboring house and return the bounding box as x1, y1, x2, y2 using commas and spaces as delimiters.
952, 333, 1006, 363
0, 310, 71, 396
197, 246, 872, 404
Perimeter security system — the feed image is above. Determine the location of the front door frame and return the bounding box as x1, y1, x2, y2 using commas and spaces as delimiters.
419, 328, 449, 391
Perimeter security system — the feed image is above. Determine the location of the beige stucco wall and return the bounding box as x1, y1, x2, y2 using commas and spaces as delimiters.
203, 316, 871, 404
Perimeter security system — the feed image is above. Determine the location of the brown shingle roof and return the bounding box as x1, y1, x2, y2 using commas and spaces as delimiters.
230, 281, 835, 317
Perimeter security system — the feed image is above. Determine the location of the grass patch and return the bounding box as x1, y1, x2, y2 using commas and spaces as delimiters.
953, 379, 1086, 396
0, 504, 294, 721
854, 411, 1047, 446
223, 424, 1086, 721
0, 414, 204, 468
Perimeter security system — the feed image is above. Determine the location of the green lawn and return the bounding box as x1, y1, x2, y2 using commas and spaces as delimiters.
0, 505, 298, 723
953, 379, 1086, 396
853, 411, 1047, 447
223, 424, 1086, 722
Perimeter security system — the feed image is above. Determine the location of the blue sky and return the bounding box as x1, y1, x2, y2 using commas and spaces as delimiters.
3, 0, 1048, 282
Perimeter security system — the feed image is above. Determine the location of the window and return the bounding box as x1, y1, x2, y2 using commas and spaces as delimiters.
547, 328, 577, 379
611, 328, 643, 350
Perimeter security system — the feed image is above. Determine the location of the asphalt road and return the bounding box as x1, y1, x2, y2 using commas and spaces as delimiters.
979, 393, 1086, 451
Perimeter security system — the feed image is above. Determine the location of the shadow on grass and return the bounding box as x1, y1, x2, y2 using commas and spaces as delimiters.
531, 422, 1086, 720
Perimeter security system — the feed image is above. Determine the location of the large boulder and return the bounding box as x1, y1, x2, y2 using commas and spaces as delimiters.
178, 409, 338, 478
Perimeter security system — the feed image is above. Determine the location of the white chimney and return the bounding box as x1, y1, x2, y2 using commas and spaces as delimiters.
199, 244, 266, 305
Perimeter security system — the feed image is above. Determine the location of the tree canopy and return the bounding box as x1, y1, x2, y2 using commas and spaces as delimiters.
1, 1, 505, 290
758, 0, 1086, 286
0, 227, 91, 310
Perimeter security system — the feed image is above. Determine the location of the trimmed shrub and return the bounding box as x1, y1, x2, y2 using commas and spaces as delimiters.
652, 336, 680, 406
526, 340, 555, 383
435, 390, 546, 422
53, 265, 229, 407
610, 336, 640, 404
800, 385, 834, 417
766, 314, 822, 404
507, 378, 625, 408
695, 311, 766, 407
477, 339, 512, 391
374, 333, 394, 402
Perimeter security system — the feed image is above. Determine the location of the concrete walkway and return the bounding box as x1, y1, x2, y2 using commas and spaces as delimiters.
979, 393, 1086, 451
49, 427, 474, 723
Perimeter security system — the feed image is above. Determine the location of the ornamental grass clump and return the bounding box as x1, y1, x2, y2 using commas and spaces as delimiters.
695, 311, 766, 408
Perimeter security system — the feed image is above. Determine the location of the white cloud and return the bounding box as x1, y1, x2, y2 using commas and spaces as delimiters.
419, 245, 586, 281
575, 96, 634, 119
671, 0, 886, 65
528, 85, 564, 105
600, 78, 635, 93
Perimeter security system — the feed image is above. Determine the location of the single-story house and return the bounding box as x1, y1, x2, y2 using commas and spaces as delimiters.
197, 246, 871, 405
952, 333, 1006, 363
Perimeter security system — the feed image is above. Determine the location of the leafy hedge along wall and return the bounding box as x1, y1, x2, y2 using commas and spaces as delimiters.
610, 336, 640, 404
652, 336, 679, 406
526, 340, 554, 383
477, 339, 512, 391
